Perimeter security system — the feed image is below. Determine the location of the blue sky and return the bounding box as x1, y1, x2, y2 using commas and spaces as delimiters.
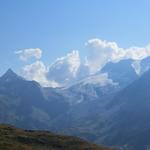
0, 0, 150, 74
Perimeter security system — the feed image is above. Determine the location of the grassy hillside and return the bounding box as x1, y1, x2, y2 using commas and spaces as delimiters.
0, 124, 112, 150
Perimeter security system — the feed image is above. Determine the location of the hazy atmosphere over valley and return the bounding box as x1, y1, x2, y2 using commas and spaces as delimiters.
0, 1, 150, 150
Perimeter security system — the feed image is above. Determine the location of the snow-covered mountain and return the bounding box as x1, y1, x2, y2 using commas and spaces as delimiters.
47, 49, 150, 89
2, 62, 150, 150
58, 73, 119, 105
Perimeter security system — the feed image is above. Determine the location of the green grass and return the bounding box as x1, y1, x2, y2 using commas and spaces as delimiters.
0, 124, 112, 150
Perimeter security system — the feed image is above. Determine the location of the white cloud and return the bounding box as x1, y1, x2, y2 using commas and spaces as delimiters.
15, 48, 42, 61
50, 50, 81, 77
48, 50, 82, 86
22, 61, 60, 87
16, 39, 150, 87
85, 39, 124, 73
125, 46, 150, 60
86, 38, 150, 73
18, 49, 82, 88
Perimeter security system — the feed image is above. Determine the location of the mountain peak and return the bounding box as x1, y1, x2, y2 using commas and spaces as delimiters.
6, 68, 15, 74
0, 68, 23, 81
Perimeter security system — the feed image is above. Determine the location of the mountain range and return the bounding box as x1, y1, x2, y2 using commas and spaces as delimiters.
1, 56, 150, 150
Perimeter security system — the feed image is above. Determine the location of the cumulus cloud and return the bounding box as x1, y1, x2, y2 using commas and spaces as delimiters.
85, 39, 124, 73
22, 61, 60, 87
16, 39, 150, 87
50, 50, 81, 77
17, 49, 82, 88
48, 50, 81, 85
86, 38, 150, 73
15, 48, 42, 61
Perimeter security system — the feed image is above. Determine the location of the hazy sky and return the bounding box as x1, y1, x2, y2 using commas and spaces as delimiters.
0, 0, 150, 74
